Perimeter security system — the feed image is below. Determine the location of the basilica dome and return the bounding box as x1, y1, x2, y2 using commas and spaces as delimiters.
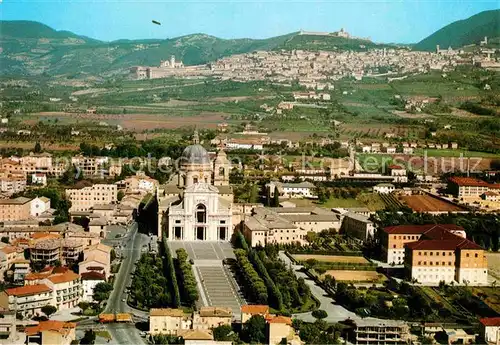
180, 144, 211, 165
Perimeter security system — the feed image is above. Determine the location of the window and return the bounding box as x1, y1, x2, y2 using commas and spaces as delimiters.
475, 253, 478, 258
443, 252, 446, 256
430, 252, 433, 256
196, 204, 207, 223
466, 253, 470, 257
436, 252, 440, 256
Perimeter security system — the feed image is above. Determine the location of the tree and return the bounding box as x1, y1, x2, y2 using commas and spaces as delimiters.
34, 142, 42, 153
80, 330, 96, 344
312, 309, 328, 319
242, 315, 266, 344
212, 324, 236, 342
1, 237, 8, 244
110, 249, 117, 262
41, 305, 57, 317
93, 282, 113, 303
78, 302, 90, 311
117, 190, 125, 202
273, 189, 280, 207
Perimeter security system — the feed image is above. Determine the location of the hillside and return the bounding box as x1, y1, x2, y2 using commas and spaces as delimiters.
0, 20, 379, 78
414, 10, 500, 51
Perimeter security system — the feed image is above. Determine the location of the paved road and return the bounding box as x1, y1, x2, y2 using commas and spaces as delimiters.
103, 222, 149, 344
278, 251, 384, 324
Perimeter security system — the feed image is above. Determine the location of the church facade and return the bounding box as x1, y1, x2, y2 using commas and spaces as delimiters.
157, 131, 233, 241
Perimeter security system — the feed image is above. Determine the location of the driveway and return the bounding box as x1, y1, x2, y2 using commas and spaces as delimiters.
278, 251, 384, 324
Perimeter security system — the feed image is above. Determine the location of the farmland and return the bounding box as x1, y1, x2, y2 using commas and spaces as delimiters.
321, 270, 384, 283
379, 192, 404, 209
292, 254, 369, 264
401, 194, 466, 213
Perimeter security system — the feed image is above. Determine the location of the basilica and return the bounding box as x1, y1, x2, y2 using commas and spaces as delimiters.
157, 131, 234, 241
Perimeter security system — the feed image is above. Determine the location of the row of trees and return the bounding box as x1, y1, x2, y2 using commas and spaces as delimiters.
248, 249, 284, 310
175, 248, 199, 306
129, 253, 171, 309
163, 240, 181, 308
234, 249, 268, 304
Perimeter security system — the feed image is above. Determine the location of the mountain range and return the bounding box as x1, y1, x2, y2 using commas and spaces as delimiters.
0, 9, 498, 78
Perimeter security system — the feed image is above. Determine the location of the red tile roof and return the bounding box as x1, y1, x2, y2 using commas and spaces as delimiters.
47, 271, 79, 284
480, 317, 500, 327
6, 284, 51, 297
81, 271, 106, 281
241, 305, 270, 315
383, 224, 464, 235
406, 238, 482, 251
388, 165, 404, 169
449, 177, 490, 187
25, 320, 76, 336
268, 315, 292, 325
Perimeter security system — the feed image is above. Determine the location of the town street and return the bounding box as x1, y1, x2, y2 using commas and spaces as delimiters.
104, 222, 149, 344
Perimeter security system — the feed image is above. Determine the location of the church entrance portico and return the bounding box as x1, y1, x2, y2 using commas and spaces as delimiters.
196, 226, 205, 240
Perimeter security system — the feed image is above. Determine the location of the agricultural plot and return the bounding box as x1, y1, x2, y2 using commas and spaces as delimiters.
321, 270, 385, 283
401, 194, 466, 213
292, 254, 369, 264
379, 193, 404, 209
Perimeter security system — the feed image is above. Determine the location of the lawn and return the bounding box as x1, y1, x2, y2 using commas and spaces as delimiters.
321, 197, 364, 208
321, 270, 385, 283
293, 254, 369, 264
95, 330, 112, 340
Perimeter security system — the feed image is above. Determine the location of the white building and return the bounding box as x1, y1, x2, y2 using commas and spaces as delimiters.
31, 173, 47, 186
480, 318, 500, 345
66, 184, 117, 212
30, 197, 51, 217
81, 272, 106, 302
373, 183, 395, 194
266, 181, 316, 199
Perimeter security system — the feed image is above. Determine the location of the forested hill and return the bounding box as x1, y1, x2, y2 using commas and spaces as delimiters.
414, 10, 500, 51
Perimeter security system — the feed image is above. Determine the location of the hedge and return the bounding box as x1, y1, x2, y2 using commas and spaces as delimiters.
163, 238, 180, 307
235, 249, 268, 304
175, 248, 199, 306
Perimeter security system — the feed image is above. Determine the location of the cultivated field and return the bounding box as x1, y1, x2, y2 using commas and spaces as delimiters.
472, 287, 500, 314
293, 254, 369, 264
322, 270, 384, 282
401, 194, 466, 212
28, 111, 227, 131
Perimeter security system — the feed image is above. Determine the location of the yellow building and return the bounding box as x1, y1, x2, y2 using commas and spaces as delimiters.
241, 304, 270, 324
66, 184, 117, 212
25, 320, 76, 345
149, 308, 191, 335
0, 197, 32, 221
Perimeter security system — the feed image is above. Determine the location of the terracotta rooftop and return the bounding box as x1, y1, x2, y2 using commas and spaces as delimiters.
25, 320, 76, 336
241, 305, 270, 315
480, 317, 500, 327
178, 329, 213, 341
406, 238, 482, 251
81, 271, 106, 281
268, 315, 292, 325
383, 224, 464, 235
47, 270, 80, 284
449, 177, 490, 187
6, 284, 51, 297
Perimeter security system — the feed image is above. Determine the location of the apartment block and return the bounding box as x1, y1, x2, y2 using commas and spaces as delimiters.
66, 184, 117, 212
0, 284, 53, 319
149, 308, 191, 335
349, 319, 410, 345
0, 197, 32, 221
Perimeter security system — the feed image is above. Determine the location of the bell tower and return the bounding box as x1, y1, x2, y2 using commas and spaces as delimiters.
213, 149, 230, 186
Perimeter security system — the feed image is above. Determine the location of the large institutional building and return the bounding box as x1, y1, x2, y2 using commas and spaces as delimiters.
157, 131, 233, 241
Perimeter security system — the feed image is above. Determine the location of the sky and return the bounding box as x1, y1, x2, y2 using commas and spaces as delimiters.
1, 0, 499, 43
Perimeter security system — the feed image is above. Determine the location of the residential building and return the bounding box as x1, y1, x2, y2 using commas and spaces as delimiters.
32, 173, 47, 186
79, 243, 111, 279
66, 184, 117, 212
381, 224, 466, 265
480, 317, 500, 345
266, 181, 316, 199
0, 176, 27, 195
116, 171, 159, 194
348, 319, 410, 345
0, 245, 23, 279
0, 197, 32, 221
373, 183, 395, 194
192, 307, 232, 330
388, 165, 408, 183
43, 270, 82, 310
149, 308, 191, 335
30, 237, 61, 265
0, 284, 53, 319
81, 272, 106, 302
241, 305, 270, 323
25, 320, 76, 345
12, 259, 30, 282
267, 315, 294, 345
